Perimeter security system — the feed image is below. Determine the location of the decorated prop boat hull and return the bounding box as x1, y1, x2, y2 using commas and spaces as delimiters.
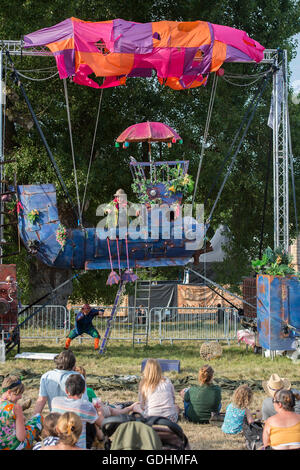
17, 184, 204, 270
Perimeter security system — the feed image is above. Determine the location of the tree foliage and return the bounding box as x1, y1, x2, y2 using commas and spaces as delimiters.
0, 1, 299, 303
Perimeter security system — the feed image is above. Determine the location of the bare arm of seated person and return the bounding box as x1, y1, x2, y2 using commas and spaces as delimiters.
33, 396, 47, 415
245, 408, 255, 425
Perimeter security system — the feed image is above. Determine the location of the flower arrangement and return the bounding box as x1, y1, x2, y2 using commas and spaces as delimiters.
56, 224, 68, 250
131, 163, 194, 204
167, 165, 194, 200
251, 247, 299, 277
27, 209, 40, 224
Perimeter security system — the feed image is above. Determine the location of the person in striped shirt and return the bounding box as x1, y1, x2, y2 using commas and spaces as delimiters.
51, 374, 103, 449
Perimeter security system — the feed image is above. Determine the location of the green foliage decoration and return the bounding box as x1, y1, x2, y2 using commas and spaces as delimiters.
251, 247, 299, 277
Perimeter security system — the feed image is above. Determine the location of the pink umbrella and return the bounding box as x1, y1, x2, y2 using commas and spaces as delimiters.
116, 121, 182, 144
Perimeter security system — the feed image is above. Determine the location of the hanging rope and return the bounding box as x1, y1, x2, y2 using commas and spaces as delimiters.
63, 78, 82, 227
205, 71, 273, 228
259, 130, 272, 258
192, 73, 218, 209
80, 88, 104, 219
5, 49, 79, 225
203, 69, 275, 230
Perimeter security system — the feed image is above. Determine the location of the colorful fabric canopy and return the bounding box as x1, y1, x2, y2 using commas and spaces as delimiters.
23, 18, 265, 90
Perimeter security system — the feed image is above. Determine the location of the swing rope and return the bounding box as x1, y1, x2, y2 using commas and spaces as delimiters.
192, 73, 218, 208
204, 70, 275, 229
81, 88, 104, 220
5, 50, 79, 225
63, 78, 82, 227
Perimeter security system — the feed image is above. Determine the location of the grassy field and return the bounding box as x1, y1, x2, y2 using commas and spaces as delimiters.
1, 338, 299, 450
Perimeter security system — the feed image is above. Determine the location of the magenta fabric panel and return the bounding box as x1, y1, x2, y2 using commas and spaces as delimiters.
73, 20, 113, 52
112, 19, 153, 54
212, 23, 265, 62
73, 65, 101, 88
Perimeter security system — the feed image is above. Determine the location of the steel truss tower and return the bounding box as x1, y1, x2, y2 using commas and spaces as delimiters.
0, 43, 291, 253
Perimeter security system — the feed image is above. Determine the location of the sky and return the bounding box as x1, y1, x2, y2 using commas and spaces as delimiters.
290, 33, 300, 94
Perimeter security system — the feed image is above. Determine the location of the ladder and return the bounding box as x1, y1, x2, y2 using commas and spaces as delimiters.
99, 280, 125, 355
132, 269, 152, 347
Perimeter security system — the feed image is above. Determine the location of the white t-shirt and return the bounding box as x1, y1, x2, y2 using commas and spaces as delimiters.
39, 369, 89, 411
51, 396, 98, 449
139, 377, 177, 419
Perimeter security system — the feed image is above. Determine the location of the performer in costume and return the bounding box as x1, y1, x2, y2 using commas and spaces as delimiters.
65, 304, 104, 351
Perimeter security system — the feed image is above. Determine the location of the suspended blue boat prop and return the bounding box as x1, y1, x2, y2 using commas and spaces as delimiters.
17, 182, 204, 272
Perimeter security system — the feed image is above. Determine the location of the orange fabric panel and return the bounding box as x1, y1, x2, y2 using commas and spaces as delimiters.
158, 75, 208, 90
75, 51, 134, 76
210, 40, 227, 72
71, 16, 112, 25
47, 38, 74, 53
152, 21, 211, 48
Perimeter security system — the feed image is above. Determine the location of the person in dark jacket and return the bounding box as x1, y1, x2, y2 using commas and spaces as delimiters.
65, 304, 104, 351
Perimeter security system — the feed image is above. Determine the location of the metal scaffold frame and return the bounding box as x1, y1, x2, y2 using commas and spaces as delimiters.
0, 42, 291, 253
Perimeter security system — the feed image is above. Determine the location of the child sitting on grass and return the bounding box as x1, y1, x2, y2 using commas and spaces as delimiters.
33, 412, 60, 450
222, 384, 254, 434
0, 375, 43, 450
40, 412, 84, 451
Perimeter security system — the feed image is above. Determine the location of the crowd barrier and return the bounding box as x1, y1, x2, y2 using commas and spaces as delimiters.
16, 304, 239, 344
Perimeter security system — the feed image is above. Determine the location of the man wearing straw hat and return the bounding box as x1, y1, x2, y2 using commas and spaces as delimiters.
261, 373, 300, 420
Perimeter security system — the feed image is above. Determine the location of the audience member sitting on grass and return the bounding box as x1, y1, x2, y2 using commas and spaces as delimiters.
222, 384, 254, 435
133, 358, 180, 422
261, 373, 300, 421
74, 365, 97, 403
51, 373, 104, 449
33, 412, 60, 450
262, 389, 300, 450
33, 349, 89, 415
0, 375, 43, 450
179, 365, 221, 424
40, 412, 85, 451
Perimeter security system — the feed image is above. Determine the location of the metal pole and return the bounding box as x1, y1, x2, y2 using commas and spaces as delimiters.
273, 50, 289, 252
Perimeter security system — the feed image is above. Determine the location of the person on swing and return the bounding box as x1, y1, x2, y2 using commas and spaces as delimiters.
65, 304, 104, 351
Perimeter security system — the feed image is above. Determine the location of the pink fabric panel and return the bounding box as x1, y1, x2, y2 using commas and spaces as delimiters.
212, 24, 264, 62
73, 20, 114, 52
54, 54, 68, 79
133, 48, 184, 79
73, 64, 101, 88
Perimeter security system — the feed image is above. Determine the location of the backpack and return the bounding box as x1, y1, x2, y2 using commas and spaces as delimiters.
110, 421, 163, 450
101, 413, 190, 451
242, 418, 264, 450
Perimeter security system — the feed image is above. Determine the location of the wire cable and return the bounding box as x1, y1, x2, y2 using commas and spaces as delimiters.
80, 87, 104, 219
63, 78, 82, 227
192, 73, 218, 208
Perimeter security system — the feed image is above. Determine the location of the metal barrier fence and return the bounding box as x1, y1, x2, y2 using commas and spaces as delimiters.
148, 307, 238, 343
72, 305, 239, 344
18, 305, 68, 342
16, 304, 239, 344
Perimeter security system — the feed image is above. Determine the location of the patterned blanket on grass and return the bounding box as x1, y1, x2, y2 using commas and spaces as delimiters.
4, 369, 298, 392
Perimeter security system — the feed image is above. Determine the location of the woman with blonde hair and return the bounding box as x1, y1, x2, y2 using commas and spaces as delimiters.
180, 364, 221, 423
133, 358, 179, 422
41, 412, 85, 450
222, 384, 254, 434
